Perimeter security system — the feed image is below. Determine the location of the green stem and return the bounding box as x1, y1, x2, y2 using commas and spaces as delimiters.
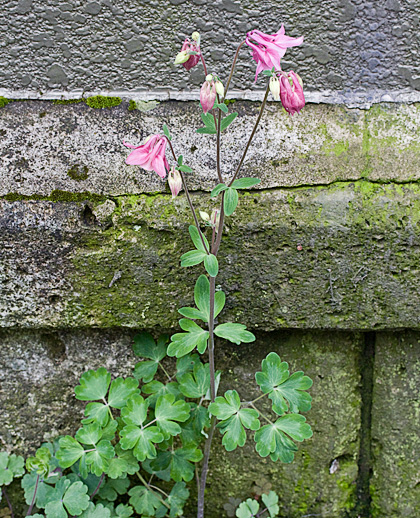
229, 81, 270, 186
136, 471, 171, 510
158, 362, 172, 381
251, 402, 273, 425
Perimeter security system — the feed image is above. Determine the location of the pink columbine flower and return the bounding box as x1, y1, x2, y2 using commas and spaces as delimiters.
168, 166, 183, 198
245, 26, 304, 81
279, 71, 305, 115
177, 37, 200, 71
123, 134, 169, 179
200, 75, 216, 114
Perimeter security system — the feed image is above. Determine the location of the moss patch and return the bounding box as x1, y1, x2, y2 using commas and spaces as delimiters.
84, 96, 122, 109
67, 164, 89, 181
0, 96, 10, 108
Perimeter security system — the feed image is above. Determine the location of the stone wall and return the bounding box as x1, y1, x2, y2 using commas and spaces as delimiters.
2, 1, 420, 516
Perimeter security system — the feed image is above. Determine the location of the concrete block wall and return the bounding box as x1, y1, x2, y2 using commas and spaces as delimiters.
2, 1, 420, 517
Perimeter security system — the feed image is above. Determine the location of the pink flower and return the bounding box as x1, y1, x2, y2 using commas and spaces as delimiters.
168, 166, 183, 198
200, 75, 216, 114
245, 26, 304, 81
180, 38, 200, 71
279, 71, 305, 115
123, 134, 169, 178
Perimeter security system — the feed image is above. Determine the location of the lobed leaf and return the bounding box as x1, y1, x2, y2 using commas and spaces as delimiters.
214, 323, 255, 345
75, 368, 111, 402
168, 320, 209, 358
0, 452, 25, 485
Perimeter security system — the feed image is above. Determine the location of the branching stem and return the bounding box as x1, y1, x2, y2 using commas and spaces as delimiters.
136, 471, 171, 510
90, 473, 105, 500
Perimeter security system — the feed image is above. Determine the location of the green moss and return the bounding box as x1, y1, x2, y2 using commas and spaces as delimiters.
67, 164, 89, 181
128, 100, 160, 112
84, 96, 122, 109
1, 190, 106, 203
52, 99, 83, 105
0, 96, 10, 108
128, 100, 137, 111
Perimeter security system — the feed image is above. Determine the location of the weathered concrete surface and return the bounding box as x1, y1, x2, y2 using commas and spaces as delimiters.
0, 328, 362, 518
2, 101, 420, 196
1, 181, 420, 330
370, 331, 420, 518
1, 0, 418, 100
207, 330, 362, 518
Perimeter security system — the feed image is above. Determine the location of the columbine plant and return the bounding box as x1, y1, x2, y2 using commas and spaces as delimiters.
0, 26, 312, 518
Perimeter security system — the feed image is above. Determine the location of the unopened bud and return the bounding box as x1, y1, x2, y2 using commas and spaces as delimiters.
168, 167, 183, 198
205, 74, 213, 82
191, 31, 200, 42
211, 209, 220, 231
215, 80, 224, 98
200, 78, 216, 114
174, 50, 190, 65
199, 211, 210, 222
269, 76, 280, 101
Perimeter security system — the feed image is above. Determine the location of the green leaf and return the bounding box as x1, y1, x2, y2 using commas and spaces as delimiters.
214, 323, 255, 345
162, 124, 171, 141
180, 249, 206, 267
177, 154, 183, 165
0, 452, 25, 485
82, 402, 110, 427
142, 380, 181, 408
166, 482, 190, 518
215, 102, 228, 113
176, 354, 201, 378
194, 274, 210, 321
188, 225, 209, 253
57, 436, 85, 469
75, 367, 111, 401
221, 112, 238, 131
231, 177, 261, 189
214, 290, 226, 318
133, 360, 159, 383
22, 471, 57, 508
196, 126, 217, 135
262, 69, 273, 76
210, 183, 228, 197
168, 320, 209, 357
178, 164, 192, 173
150, 446, 203, 482
129, 485, 161, 516
262, 491, 280, 517
209, 390, 260, 451
44, 478, 90, 518
79, 502, 112, 518
254, 415, 312, 463
201, 112, 216, 129
86, 441, 115, 477
236, 498, 259, 518
114, 444, 140, 475
255, 352, 313, 415
76, 423, 102, 445
108, 378, 140, 409
120, 425, 164, 462
204, 254, 219, 277
98, 477, 130, 502
121, 394, 148, 426
178, 306, 206, 321
178, 362, 210, 398
105, 456, 129, 479
115, 503, 134, 517
155, 394, 190, 437
133, 332, 167, 361
224, 187, 239, 216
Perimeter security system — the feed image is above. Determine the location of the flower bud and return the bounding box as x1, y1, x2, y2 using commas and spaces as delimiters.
279, 71, 305, 115
211, 209, 220, 231
200, 78, 216, 114
192, 31, 200, 42
215, 80, 225, 98
269, 76, 280, 101
174, 50, 190, 65
199, 211, 210, 222
168, 167, 183, 198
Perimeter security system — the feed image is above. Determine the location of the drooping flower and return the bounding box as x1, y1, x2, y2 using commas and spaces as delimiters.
279, 71, 305, 115
168, 166, 183, 198
175, 37, 200, 71
123, 134, 169, 178
200, 75, 216, 114
245, 26, 303, 81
